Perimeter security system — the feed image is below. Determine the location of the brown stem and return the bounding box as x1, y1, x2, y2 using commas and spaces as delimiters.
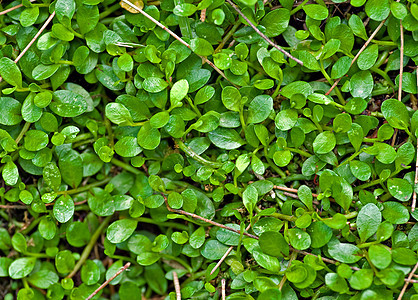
173, 271, 181, 300
221, 278, 226, 300
397, 262, 418, 299
325, 19, 386, 96
164, 196, 259, 239
398, 20, 404, 102
0, 0, 36, 16
278, 251, 298, 290
412, 139, 418, 212
86, 262, 131, 300
224, 0, 303, 66
15, 12, 56, 63
391, 19, 405, 147
119, 0, 236, 87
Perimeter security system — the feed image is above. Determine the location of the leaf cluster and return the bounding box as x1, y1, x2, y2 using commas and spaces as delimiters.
0, 0, 418, 299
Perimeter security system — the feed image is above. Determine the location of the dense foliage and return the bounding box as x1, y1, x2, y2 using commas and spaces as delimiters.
0, 0, 418, 299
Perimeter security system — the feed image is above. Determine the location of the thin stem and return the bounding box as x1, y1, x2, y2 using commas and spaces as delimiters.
86, 262, 131, 300
412, 139, 418, 212
0, 0, 36, 16
338, 149, 363, 167
285, 147, 312, 158
136, 217, 189, 231
111, 158, 141, 175
222, 279, 226, 300
225, 0, 303, 66
398, 20, 404, 102
15, 122, 31, 144
274, 185, 318, 198
56, 178, 112, 195
211, 247, 234, 275
173, 271, 181, 300
175, 139, 223, 168
353, 179, 381, 192
371, 39, 396, 46
99, 2, 121, 19
278, 251, 298, 290
370, 66, 395, 88
319, 60, 345, 105
15, 12, 56, 63
290, 0, 309, 15
119, 0, 236, 86
164, 197, 259, 240
271, 212, 296, 222
161, 254, 193, 273
215, 21, 241, 53
67, 216, 112, 278
185, 95, 202, 117
326, 19, 386, 96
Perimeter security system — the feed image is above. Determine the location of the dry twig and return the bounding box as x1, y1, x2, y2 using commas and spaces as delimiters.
224, 0, 303, 66
391, 19, 405, 147
210, 223, 251, 275
119, 0, 235, 86
326, 19, 386, 95
86, 262, 131, 300
0, 0, 36, 16
221, 279, 226, 300
0, 11, 56, 83
397, 262, 418, 299
164, 197, 258, 239
173, 271, 181, 300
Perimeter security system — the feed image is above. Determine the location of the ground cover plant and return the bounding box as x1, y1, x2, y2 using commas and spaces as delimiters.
0, 0, 418, 299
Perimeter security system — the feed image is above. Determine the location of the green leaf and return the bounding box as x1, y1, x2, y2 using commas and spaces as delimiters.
221, 86, 241, 112
288, 228, 311, 250
2, 161, 19, 186
313, 131, 336, 154
24, 130, 49, 152
349, 269, 374, 290
365, 0, 390, 21
0, 98, 23, 126
9, 257, 36, 279
243, 184, 258, 216
303, 4, 329, 20
381, 99, 410, 130
247, 95, 273, 124
275, 109, 298, 131
117, 53, 134, 72
201, 240, 230, 260
105, 103, 134, 126
173, 3, 197, 17
382, 201, 409, 224
208, 128, 245, 150
357, 203, 381, 242
349, 160, 371, 181
368, 244, 392, 269
387, 178, 412, 202
327, 239, 362, 263
170, 79, 189, 108
0, 57, 22, 87
348, 14, 368, 39
260, 8, 290, 37
107, 219, 138, 244
190, 38, 214, 56
142, 77, 168, 93
55, 0, 76, 24
81, 260, 100, 285
357, 44, 378, 70
53, 195, 74, 223
350, 70, 373, 98
137, 122, 161, 150
50, 90, 87, 117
